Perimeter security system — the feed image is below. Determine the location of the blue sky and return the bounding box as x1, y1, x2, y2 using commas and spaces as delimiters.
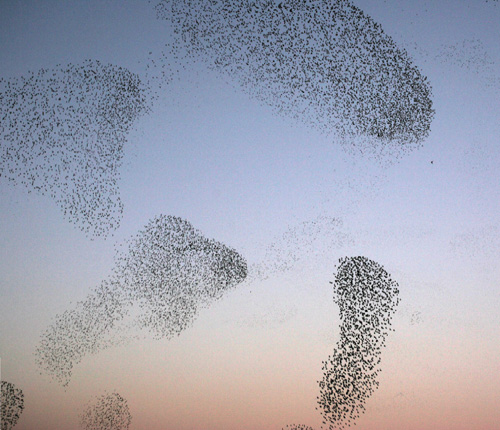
1, 1, 500, 429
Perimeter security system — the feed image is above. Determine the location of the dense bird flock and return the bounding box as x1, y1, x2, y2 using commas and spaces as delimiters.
114, 214, 248, 338
154, 0, 434, 159
0, 60, 150, 237
317, 256, 400, 429
35, 215, 247, 386
0, 381, 24, 430
80, 392, 131, 430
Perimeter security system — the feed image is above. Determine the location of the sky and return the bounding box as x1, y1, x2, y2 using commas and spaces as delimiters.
0, 1, 499, 429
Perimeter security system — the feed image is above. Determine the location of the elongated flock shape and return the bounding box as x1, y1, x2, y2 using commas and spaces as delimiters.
318, 256, 400, 429
155, 0, 434, 157
35, 215, 248, 386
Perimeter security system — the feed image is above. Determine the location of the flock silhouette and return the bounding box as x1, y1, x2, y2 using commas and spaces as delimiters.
35, 215, 247, 387
279, 256, 400, 430
80, 392, 131, 430
0, 60, 150, 237
154, 0, 435, 160
0, 381, 24, 430
317, 257, 400, 429
0, 0, 438, 241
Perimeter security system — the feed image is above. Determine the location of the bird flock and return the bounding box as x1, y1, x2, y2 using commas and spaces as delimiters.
0, 381, 24, 430
317, 256, 400, 429
0, 60, 150, 237
80, 392, 131, 430
35, 214, 247, 386
154, 0, 435, 159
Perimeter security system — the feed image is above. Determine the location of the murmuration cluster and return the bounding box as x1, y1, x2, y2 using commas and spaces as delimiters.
0, 60, 150, 237
317, 256, 400, 429
80, 392, 131, 430
35, 215, 247, 386
154, 0, 434, 158
1, 381, 24, 430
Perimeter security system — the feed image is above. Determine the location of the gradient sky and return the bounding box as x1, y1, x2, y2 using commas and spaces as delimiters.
1, 1, 500, 429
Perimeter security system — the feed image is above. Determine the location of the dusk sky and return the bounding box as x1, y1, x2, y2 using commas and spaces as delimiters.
1, 1, 499, 429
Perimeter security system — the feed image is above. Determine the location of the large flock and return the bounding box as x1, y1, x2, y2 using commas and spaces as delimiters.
317, 257, 400, 429
278, 256, 400, 430
35, 215, 247, 387
155, 0, 435, 159
0, 0, 438, 239
0, 60, 150, 237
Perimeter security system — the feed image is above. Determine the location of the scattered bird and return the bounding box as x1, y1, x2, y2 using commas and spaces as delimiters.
436, 38, 495, 75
